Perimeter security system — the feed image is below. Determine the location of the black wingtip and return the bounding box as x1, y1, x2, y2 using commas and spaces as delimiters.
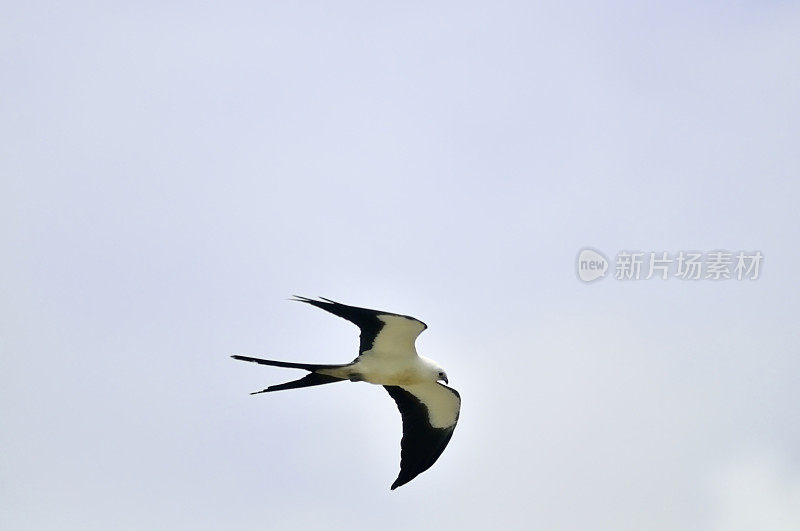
291, 295, 340, 305
390, 475, 412, 490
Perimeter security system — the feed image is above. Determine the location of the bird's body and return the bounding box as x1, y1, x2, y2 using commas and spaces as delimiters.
232, 296, 460, 489
318, 353, 442, 386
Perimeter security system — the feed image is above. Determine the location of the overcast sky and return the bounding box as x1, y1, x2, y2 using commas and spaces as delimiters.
2, 2, 799, 530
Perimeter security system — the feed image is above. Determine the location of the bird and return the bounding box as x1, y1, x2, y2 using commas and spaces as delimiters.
232, 296, 460, 490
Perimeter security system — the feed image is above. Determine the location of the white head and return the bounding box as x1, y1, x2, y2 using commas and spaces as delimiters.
420, 356, 449, 384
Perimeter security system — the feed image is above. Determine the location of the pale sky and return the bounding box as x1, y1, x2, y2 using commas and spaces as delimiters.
2, 2, 799, 530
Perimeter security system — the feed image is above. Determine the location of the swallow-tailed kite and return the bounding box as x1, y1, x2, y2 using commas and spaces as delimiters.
232, 296, 460, 490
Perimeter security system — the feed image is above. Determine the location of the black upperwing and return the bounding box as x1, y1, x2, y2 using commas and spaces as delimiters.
384, 383, 461, 490
292, 296, 427, 355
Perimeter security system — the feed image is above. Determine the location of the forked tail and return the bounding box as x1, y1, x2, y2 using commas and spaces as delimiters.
230, 355, 350, 394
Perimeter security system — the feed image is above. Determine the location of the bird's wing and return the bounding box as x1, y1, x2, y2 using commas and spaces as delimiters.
293, 296, 427, 357
384, 382, 460, 489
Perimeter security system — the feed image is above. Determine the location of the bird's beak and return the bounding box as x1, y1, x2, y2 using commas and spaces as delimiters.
442, 376, 449, 384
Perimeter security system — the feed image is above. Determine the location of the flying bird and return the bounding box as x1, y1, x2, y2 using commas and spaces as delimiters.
232, 296, 460, 490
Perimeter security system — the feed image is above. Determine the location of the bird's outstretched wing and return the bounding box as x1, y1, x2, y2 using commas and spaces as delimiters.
384, 382, 460, 490
293, 296, 427, 357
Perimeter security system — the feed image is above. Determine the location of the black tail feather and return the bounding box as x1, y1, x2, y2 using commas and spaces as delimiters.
230, 355, 349, 372
251, 373, 346, 394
